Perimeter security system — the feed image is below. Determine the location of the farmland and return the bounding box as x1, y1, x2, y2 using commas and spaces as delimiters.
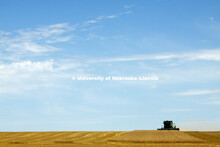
0, 130, 219, 147
109, 130, 204, 143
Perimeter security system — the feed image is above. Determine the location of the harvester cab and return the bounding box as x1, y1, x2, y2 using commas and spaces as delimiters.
157, 120, 179, 130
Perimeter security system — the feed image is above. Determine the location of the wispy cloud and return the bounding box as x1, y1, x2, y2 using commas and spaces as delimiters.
83, 13, 121, 25
17, 23, 75, 41
0, 10, 132, 60
45, 35, 73, 43
9, 42, 59, 53
203, 99, 220, 105
199, 96, 220, 105
86, 9, 132, 25
84, 20, 99, 24
106, 15, 118, 19
86, 33, 106, 40
0, 23, 75, 56
88, 49, 220, 63
124, 4, 135, 9
160, 108, 194, 112
173, 89, 220, 96
95, 15, 118, 20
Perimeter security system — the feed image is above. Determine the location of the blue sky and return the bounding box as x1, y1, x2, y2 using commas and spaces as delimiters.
0, 0, 220, 131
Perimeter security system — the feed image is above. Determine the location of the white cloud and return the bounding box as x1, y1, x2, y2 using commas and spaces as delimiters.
0, 60, 54, 78
0, 10, 133, 58
88, 49, 220, 63
188, 49, 220, 61
106, 15, 117, 19
0, 60, 53, 94
0, 58, 86, 94
84, 20, 98, 24
48, 23, 70, 28
173, 89, 220, 96
0, 23, 75, 56
0, 60, 62, 94
17, 23, 75, 40
95, 15, 118, 20
9, 42, 59, 53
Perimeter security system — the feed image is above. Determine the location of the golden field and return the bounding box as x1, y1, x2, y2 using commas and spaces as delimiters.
109, 130, 204, 143
0, 130, 219, 147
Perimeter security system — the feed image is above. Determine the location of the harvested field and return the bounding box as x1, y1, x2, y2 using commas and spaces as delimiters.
109, 130, 204, 143
0, 131, 127, 146
185, 131, 220, 144
0, 131, 219, 147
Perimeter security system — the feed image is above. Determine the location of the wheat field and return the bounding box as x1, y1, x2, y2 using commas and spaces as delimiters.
109, 130, 204, 143
0, 131, 219, 147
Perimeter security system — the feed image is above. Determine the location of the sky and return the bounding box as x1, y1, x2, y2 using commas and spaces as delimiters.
0, 0, 220, 131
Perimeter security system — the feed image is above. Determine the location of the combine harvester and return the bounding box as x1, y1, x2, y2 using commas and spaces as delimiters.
157, 120, 179, 130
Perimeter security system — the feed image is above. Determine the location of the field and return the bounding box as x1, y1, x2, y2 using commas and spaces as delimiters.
109, 130, 204, 143
0, 130, 219, 147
